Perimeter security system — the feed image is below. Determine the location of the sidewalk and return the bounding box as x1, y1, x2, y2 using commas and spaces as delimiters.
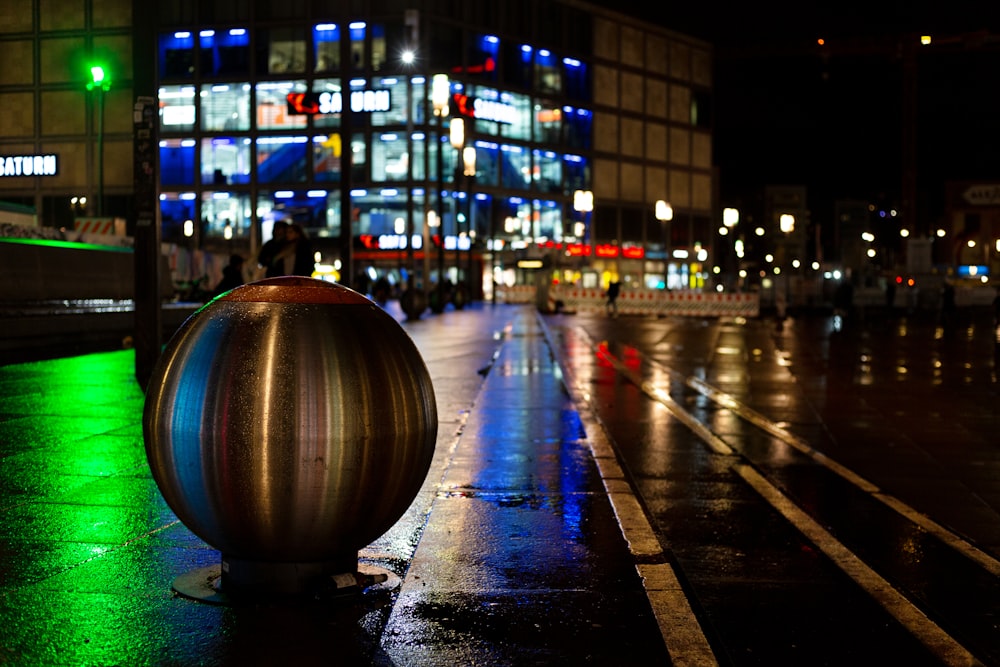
0, 301, 670, 666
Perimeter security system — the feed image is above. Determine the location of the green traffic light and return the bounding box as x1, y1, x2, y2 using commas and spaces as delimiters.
86, 63, 110, 91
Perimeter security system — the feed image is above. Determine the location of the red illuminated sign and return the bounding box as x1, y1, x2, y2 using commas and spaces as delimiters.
449, 93, 516, 124
286, 92, 321, 115
595, 244, 619, 258
286, 90, 390, 115
452, 57, 496, 75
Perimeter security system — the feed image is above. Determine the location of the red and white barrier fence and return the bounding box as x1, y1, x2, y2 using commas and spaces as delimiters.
501, 283, 760, 318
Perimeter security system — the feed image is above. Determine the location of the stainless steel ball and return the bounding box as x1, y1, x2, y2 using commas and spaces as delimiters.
142, 277, 437, 564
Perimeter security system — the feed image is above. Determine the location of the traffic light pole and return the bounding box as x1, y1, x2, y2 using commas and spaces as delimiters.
96, 85, 105, 217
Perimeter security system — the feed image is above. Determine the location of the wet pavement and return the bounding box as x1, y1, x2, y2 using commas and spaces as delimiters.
0, 301, 670, 666
4, 299, 999, 666
542, 306, 1000, 665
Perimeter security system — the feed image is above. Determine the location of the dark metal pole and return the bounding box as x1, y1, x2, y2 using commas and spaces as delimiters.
132, 0, 161, 389
339, 32, 354, 289
97, 88, 105, 217
435, 113, 445, 311
406, 75, 414, 294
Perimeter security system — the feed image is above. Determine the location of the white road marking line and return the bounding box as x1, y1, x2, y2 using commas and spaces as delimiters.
586, 324, 1000, 579
686, 369, 1000, 578
568, 324, 990, 664
577, 396, 719, 667
541, 319, 719, 666
737, 464, 980, 667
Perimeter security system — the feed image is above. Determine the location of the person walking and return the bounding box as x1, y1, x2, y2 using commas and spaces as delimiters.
605, 280, 621, 317
212, 254, 246, 297
257, 221, 289, 278
274, 223, 315, 277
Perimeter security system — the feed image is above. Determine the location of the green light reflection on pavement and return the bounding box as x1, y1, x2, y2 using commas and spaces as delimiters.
0, 350, 204, 665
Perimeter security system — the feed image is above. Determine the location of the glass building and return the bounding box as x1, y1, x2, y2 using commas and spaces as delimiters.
0, 0, 714, 295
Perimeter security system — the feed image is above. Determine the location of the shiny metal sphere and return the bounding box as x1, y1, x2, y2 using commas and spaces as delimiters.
142, 277, 437, 568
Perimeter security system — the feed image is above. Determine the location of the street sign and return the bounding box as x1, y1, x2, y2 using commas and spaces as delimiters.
961, 184, 1000, 205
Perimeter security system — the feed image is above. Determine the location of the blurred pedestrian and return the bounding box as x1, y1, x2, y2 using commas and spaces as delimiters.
213, 254, 245, 297
832, 280, 853, 328
605, 280, 620, 317
274, 223, 315, 276
257, 221, 289, 278
941, 281, 956, 329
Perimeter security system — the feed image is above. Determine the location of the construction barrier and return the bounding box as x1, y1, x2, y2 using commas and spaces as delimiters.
545, 284, 760, 318
496, 284, 536, 304
71, 217, 130, 247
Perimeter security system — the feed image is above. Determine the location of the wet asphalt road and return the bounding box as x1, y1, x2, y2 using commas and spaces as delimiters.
542, 306, 1000, 665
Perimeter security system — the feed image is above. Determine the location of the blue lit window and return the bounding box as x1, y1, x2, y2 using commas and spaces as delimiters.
349, 22, 366, 70
563, 57, 590, 101
159, 31, 194, 79
201, 137, 251, 185
200, 28, 250, 77
314, 24, 340, 72
534, 48, 561, 94
500, 144, 529, 190
533, 150, 561, 194
463, 34, 499, 80
564, 107, 592, 150
158, 192, 196, 243
563, 154, 589, 192
159, 139, 196, 185
256, 136, 309, 183
313, 135, 341, 183
473, 141, 499, 186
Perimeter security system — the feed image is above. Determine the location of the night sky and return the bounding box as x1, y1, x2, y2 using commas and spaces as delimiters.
617, 1, 1000, 229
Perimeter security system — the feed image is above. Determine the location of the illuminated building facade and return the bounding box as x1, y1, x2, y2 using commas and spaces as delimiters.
0, 0, 714, 294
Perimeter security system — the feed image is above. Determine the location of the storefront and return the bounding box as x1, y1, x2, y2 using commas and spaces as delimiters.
0, 1, 714, 300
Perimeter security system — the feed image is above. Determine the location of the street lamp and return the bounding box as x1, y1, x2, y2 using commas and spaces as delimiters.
723, 207, 739, 228
398, 47, 427, 320
86, 62, 111, 217
655, 200, 673, 289
723, 207, 739, 290
182, 218, 196, 283
574, 190, 594, 285
424, 208, 438, 311
449, 117, 476, 307
778, 213, 795, 318
574, 190, 594, 236
460, 144, 476, 304
430, 73, 449, 312
449, 118, 465, 305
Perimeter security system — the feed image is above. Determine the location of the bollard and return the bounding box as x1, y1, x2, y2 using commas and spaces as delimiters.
142, 277, 437, 600
400, 287, 427, 321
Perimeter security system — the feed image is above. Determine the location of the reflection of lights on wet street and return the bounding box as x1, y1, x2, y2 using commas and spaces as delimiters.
710, 410, 743, 434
